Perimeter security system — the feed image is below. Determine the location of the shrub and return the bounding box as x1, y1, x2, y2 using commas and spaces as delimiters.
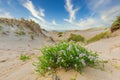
0, 25, 2, 30
57, 32, 63, 37
49, 36, 55, 42
20, 54, 30, 61
111, 16, 120, 32
15, 30, 25, 35
68, 33, 85, 42
30, 34, 34, 40
33, 41, 107, 75
87, 31, 110, 44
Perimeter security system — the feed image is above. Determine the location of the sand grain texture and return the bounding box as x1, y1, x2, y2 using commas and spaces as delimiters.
0, 30, 120, 80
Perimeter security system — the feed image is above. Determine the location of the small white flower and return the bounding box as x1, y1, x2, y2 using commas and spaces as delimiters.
52, 60, 54, 62
88, 55, 95, 61
74, 64, 77, 67
58, 57, 60, 60
67, 64, 69, 67
57, 59, 60, 63
79, 54, 83, 57
48, 67, 51, 70
60, 50, 64, 53
61, 59, 64, 62
67, 44, 72, 51
79, 53, 86, 57
81, 59, 86, 66
76, 57, 79, 60
75, 46, 79, 52
60, 66, 62, 69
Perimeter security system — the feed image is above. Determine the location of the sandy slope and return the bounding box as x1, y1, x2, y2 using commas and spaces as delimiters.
48, 27, 108, 42
0, 34, 120, 80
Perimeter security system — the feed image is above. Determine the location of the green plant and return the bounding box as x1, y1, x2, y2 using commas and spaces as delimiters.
111, 16, 120, 32
33, 41, 107, 75
49, 36, 55, 42
20, 54, 30, 61
30, 34, 34, 40
15, 30, 25, 35
87, 31, 110, 44
68, 33, 85, 42
0, 25, 2, 30
58, 32, 63, 37
71, 78, 76, 80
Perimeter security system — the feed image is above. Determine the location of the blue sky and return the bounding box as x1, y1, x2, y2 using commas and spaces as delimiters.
0, 0, 120, 30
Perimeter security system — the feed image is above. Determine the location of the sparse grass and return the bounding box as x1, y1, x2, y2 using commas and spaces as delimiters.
33, 41, 107, 75
87, 31, 110, 44
71, 78, 76, 80
15, 30, 25, 35
30, 34, 34, 40
20, 54, 30, 61
0, 18, 42, 34
0, 25, 2, 30
68, 33, 85, 42
49, 36, 55, 42
111, 16, 120, 32
57, 32, 63, 37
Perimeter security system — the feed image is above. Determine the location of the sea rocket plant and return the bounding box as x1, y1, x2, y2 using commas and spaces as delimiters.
34, 41, 107, 75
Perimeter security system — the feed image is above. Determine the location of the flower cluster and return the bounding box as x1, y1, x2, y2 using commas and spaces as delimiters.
34, 41, 105, 75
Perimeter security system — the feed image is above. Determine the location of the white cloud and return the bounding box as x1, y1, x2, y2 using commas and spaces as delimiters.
23, 0, 45, 23
76, 18, 104, 29
23, 0, 59, 30
64, 0, 79, 23
52, 20, 57, 25
0, 9, 12, 18
29, 16, 59, 30
76, 5, 120, 29
74, 0, 120, 29
101, 5, 120, 24
88, 0, 111, 10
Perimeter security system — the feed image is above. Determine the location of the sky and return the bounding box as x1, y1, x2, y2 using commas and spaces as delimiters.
0, 0, 120, 31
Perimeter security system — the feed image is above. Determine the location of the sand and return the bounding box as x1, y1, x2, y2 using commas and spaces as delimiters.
0, 31, 120, 80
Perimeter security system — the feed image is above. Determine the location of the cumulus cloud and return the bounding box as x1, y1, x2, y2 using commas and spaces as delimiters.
64, 0, 79, 23
52, 20, 57, 25
76, 5, 120, 29
74, 0, 120, 29
29, 16, 59, 30
0, 9, 12, 18
23, 0, 59, 30
88, 0, 111, 10
101, 5, 120, 24
76, 18, 104, 29
23, 0, 45, 23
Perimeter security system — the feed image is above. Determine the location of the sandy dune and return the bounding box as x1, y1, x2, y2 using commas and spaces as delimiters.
0, 32, 120, 80
48, 27, 108, 42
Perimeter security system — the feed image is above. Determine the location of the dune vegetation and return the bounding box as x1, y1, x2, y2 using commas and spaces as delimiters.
111, 16, 120, 32
20, 54, 30, 61
68, 33, 85, 42
0, 25, 2, 30
57, 32, 63, 37
0, 18, 43, 34
87, 31, 110, 44
33, 41, 107, 75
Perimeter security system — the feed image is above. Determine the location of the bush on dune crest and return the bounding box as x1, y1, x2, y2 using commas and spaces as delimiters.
68, 33, 85, 42
0, 25, 2, 30
33, 41, 107, 75
111, 16, 120, 32
87, 31, 110, 44
15, 30, 26, 35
